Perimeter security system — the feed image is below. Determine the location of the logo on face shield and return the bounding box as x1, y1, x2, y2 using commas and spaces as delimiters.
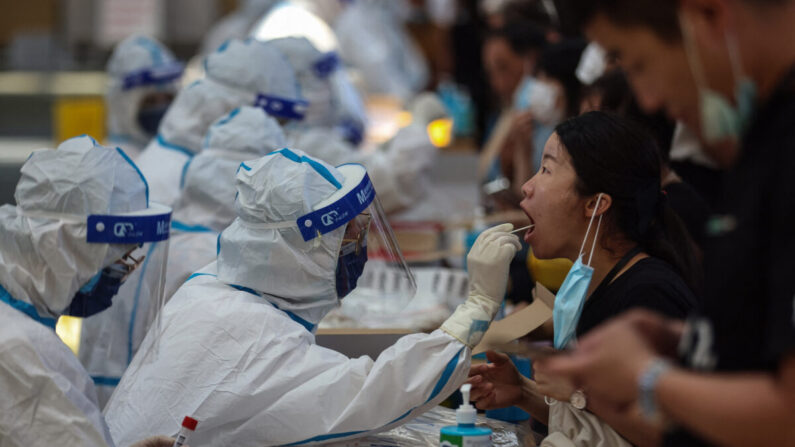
113, 222, 135, 237
321, 211, 339, 226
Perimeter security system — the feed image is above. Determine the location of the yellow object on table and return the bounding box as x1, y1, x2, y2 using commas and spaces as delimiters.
527, 250, 573, 293
53, 97, 105, 144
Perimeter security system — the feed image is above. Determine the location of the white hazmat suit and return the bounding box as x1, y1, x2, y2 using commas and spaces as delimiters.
269, 36, 442, 212
164, 105, 287, 299
106, 35, 183, 159
105, 149, 521, 445
0, 136, 170, 447
135, 38, 304, 207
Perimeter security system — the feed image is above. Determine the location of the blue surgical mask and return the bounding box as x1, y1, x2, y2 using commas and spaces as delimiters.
335, 240, 368, 299
137, 103, 170, 137
64, 263, 129, 317
680, 14, 757, 144
553, 193, 603, 349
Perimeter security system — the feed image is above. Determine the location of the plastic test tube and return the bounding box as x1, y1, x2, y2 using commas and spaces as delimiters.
172, 416, 198, 447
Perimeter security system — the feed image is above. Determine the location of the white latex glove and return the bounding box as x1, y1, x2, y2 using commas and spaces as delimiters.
467, 223, 523, 304
441, 223, 522, 348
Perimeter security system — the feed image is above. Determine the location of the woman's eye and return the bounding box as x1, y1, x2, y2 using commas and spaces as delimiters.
541, 166, 550, 174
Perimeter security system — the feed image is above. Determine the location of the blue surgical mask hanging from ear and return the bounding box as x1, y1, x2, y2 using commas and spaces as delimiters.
553, 193, 603, 349
679, 14, 757, 144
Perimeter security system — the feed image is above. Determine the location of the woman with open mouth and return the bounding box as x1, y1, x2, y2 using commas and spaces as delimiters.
469, 111, 701, 447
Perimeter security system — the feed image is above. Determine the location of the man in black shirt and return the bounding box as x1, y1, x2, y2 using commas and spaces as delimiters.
536, 0, 795, 446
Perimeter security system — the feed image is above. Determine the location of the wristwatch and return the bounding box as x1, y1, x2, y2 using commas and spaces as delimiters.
570, 389, 587, 410
638, 358, 674, 421
544, 390, 587, 410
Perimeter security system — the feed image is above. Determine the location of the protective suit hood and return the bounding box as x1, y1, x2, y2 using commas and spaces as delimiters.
268, 36, 367, 140
173, 106, 287, 232
106, 35, 183, 147
0, 136, 148, 318
204, 38, 307, 121
217, 148, 346, 324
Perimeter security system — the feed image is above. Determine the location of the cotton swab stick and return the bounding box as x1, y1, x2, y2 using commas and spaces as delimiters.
510, 224, 534, 234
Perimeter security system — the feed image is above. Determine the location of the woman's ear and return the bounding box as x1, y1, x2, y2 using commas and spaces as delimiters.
585, 193, 612, 218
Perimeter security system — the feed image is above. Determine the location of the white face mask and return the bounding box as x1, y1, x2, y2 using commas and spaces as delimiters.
576, 42, 608, 86
528, 81, 565, 127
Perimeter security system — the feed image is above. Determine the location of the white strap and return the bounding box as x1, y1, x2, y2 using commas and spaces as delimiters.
579, 193, 604, 266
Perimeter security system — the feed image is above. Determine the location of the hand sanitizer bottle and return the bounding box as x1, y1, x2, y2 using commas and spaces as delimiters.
440, 384, 493, 447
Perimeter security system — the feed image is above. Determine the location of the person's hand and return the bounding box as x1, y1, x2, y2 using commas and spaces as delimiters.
128, 435, 179, 447
534, 368, 576, 402
467, 350, 525, 409
508, 110, 535, 149
467, 223, 522, 305
620, 309, 685, 358
534, 314, 659, 408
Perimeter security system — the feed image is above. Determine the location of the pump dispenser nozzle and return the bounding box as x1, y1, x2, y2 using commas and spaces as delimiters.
456, 384, 477, 425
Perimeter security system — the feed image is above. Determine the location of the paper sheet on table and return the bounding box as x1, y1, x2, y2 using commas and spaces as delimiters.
473, 282, 555, 355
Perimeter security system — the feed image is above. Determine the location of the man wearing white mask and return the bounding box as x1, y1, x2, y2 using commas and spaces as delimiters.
105, 148, 522, 446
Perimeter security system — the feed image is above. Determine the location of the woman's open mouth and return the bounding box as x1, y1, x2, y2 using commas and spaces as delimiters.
524, 216, 536, 242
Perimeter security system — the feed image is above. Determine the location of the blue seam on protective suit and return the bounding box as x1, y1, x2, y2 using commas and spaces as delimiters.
127, 242, 158, 364
202, 107, 241, 149
156, 134, 194, 157
92, 376, 121, 387
267, 148, 342, 189
216, 39, 232, 53
0, 284, 57, 329
238, 162, 252, 172
116, 147, 150, 206
182, 273, 316, 332
186, 272, 216, 282
286, 347, 465, 445
179, 158, 193, 189
136, 36, 164, 65
171, 220, 213, 233
216, 232, 222, 255
79, 273, 101, 293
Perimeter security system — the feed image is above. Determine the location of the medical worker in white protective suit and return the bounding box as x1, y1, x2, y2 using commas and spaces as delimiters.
200, 0, 279, 56
164, 105, 287, 299
135, 37, 305, 207
0, 136, 172, 447
252, 0, 428, 103
334, 0, 429, 103
267, 36, 444, 212
105, 148, 521, 446
106, 35, 183, 159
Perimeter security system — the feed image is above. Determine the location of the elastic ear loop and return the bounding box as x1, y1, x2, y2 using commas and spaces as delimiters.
578, 193, 604, 267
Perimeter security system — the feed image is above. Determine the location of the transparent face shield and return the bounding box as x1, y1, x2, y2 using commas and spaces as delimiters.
55, 203, 172, 397
299, 164, 417, 307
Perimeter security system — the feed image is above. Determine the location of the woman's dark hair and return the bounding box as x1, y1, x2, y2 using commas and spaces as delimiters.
555, 111, 701, 292
537, 38, 587, 118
